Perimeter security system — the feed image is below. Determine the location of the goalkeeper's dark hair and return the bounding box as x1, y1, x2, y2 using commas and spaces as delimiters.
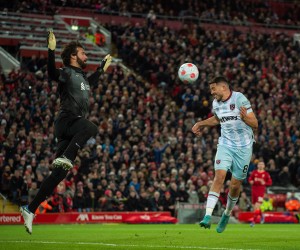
209, 76, 231, 89
61, 41, 84, 66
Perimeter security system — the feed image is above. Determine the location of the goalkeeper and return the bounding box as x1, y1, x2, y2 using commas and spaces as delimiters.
20, 30, 112, 234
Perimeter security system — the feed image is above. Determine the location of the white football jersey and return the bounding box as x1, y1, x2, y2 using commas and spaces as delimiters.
212, 91, 254, 148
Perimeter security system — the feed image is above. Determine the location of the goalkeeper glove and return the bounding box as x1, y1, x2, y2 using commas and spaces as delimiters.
98, 54, 112, 72
47, 29, 56, 51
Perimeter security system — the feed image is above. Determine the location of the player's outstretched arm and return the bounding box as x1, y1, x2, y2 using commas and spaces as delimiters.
47, 30, 60, 81
88, 54, 112, 86
240, 107, 258, 130
192, 116, 220, 136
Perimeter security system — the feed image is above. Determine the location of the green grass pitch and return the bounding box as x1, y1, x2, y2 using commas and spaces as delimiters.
0, 224, 299, 250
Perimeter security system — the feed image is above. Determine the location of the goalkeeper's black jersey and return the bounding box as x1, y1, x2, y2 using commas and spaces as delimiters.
47, 49, 101, 118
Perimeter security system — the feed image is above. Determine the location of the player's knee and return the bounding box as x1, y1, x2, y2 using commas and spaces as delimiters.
212, 177, 226, 192
214, 171, 226, 185
230, 181, 241, 192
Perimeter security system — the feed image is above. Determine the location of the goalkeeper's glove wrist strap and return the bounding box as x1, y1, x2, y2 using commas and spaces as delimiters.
97, 67, 104, 74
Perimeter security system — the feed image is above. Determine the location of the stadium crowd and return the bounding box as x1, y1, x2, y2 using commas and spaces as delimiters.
2, 0, 300, 26
1, 2, 300, 215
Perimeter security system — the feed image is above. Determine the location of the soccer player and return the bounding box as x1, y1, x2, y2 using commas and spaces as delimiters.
20, 30, 112, 234
248, 161, 272, 205
192, 76, 258, 233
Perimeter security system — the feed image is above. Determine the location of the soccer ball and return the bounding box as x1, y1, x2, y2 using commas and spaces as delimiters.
178, 63, 199, 84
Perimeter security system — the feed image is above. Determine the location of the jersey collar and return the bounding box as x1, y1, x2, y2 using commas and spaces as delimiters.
69, 65, 86, 77
69, 65, 84, 73
221, 90, 232, 103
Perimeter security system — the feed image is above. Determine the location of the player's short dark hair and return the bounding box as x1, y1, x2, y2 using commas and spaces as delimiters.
61, 41, 84, 66
209, 76, 229, 85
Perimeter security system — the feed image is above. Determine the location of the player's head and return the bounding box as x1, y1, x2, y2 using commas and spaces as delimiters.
61, 41, 88, 69
209, 76, 230, 101
257, 161, 265, 170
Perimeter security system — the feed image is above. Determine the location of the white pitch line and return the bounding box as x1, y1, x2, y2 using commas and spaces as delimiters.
0, 240, 261, 250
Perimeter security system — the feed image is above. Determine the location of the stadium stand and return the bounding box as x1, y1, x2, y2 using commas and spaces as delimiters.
0, 11, 111, 71
0, 1, 300, 220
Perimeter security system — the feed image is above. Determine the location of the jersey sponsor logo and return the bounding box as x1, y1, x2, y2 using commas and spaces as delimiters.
219, 116, 238, 123
216, 160, 221, 164
230, 104, 235, 110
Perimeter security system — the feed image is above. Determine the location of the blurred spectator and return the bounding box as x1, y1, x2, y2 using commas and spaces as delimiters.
139, 190, 151, 211
99, 189, 118, 211
158, 181, 167, 196
9, 169, 24, 204
285, 192, 300, 212
85, 27, 95, 43
288, 156, 299, 187
26, 55, 39, 73
146, 9, 156, 29
198, 185, 208, 203
297, 166, 300, 187
150, 191, 164, 211
238, 191, 252, 212
27, 182, 38, 204
161, 191, 176, 216
178, 184, 189, 202
187, 184, 199, 204
278, 166, 291, 187
49, 192, 64, 212
36, 199, 52, 214
85, 191, 97, 212
35, 160, 50, 179
259, 194, 273, 213
95, 28, 106, 46
129, 176, 140, 193
169, 182, 180, 202
1, 165, 11, 196
73, 189, 86, 212
153, 141, 170, 166
266, 159, 280, 186
63, 192, 73, 212
115, 190, 126, 211
124, 190, 140, 211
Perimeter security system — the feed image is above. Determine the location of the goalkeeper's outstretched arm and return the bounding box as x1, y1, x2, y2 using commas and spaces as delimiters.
47, 30, 60, 82
88, 54, 112, 86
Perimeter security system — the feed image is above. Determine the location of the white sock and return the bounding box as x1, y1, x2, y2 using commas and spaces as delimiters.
224, 194, 239, 216
205, 191, 220, 216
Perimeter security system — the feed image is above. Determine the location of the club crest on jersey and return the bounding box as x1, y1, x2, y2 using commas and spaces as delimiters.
216, 160, 221, 164
230, 104, 235, 110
